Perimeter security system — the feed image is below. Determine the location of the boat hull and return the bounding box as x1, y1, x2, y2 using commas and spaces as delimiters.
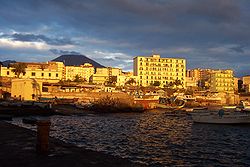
191, 112, 250, 124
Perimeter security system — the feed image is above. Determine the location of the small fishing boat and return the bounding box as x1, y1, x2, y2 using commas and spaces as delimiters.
191, 110, 250, 124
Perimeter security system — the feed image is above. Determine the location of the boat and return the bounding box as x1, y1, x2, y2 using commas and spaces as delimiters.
222, 101, 250, 112
240, 101, 250, 111
222, 106, 237, 109
191, 110, 250, 124
156, 97, 185, 109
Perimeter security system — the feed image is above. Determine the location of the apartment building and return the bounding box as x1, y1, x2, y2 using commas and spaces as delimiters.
210, 70, 234, 93
64, 63, 94, 82
0, 61, 64, 82
90, 67, 122, 85
133, 54, 186, 87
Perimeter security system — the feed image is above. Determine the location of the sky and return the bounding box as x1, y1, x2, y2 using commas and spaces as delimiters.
0, 0, 250, 76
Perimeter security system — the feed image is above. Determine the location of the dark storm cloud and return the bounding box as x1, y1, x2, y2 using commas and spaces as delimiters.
0, 33, 74, 46
0, 0, 250, 76
49, 49, 81, 55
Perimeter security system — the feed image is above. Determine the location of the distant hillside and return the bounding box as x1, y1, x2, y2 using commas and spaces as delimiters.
51, 55, 105, 68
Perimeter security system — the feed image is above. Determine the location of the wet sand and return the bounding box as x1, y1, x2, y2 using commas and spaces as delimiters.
0, 121, 144, 167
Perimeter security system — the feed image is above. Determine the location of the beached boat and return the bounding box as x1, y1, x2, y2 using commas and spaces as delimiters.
191, 110, 250, 124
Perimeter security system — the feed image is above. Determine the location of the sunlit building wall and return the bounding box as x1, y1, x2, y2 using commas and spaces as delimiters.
0, 62, 64, 82
210, 70, 234, 93
133, 54, 186, 87
65, 63, 94, 82
91, 67, 122, 85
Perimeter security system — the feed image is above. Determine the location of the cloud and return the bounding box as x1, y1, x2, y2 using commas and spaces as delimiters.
0, 38, 49, 50
1, 33, 75, 46
49, 49, 81, 55
0, 0, 250, 76
229, 45, 245, 53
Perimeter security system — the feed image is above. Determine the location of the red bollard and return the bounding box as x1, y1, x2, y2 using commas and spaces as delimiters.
36, 120, 51, 154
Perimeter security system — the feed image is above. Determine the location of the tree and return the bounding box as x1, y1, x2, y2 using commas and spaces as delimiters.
125, 78, 136, 85
74, 74, 83, 82
11, 63, 27, 78
164, 81, 174, 88
106, 76, 117, 86
39, 64, 47, 70
174, 79, 183, 88
153, 81, 161, 86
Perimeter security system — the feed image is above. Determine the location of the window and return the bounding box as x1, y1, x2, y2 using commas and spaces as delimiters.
41, 73, 44, 77
31, 72, 36, 76
56, 73, 58, 77
7, 71, 9, 75
49, 73, 51, 77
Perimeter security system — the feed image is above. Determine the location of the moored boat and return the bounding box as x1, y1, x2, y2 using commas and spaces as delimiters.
191, 110, 250, 124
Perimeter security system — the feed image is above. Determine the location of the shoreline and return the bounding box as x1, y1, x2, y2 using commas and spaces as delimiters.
0, 121, 145, 167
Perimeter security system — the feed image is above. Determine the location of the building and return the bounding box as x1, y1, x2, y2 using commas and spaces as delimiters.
234, 78, 239, 93
0, 61, 64, 83
242, 76, 250, 93
186, 77, 198, 89
133, 54, 186, 87
64, 63, 94, 82
11, 78, 43, 101
210, 70, 234, 93
90, 67, 122, 85
186, 68, 214, 89
116, 73, 138, 87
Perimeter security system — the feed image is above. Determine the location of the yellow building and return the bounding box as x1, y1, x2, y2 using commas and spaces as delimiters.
210, 70, 234, 93
186, 77, 198, 88
11, 78, 43, 101
187, 68, 216, 80
242, 76, 250, 93
0, 62, 64, 83
133, 54, 186, 87
64, 63, 94, 82
91, 67, 122, 85
116, 73, 138, 87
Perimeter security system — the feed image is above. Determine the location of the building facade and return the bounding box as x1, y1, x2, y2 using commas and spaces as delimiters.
133, 54, 186, 87
90, 67, 122, 85
210, 70, 234, 93
11, 78, 43, 101
64, 63, 94, 82
0, 62, 64, 82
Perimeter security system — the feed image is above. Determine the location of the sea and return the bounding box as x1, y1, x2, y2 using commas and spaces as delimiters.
12, 110, 250, 167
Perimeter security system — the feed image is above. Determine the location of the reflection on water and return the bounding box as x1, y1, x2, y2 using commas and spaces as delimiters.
13, 110, 250, 166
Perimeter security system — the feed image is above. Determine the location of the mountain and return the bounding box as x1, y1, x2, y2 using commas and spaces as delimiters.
51, 55, 105, 68
1, 60, 16, 67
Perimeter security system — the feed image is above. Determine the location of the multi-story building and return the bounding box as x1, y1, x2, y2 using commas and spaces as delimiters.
186, 68, 215, 88
242, 75, 250, 93
64, 63, 94, 82
90, 67, 122, 85
133, 54, 186, 87
0, 61, 64, 82
210, 70, 234, 93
